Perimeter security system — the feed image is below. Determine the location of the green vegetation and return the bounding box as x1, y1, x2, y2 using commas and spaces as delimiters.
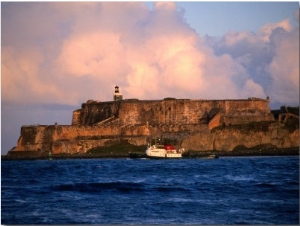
232, 145, 248, 151
149, 138, 178, 145
87, 140, 147, 156
283, 117, 299, 133
232, 143, 277, 152
211, 121, 272, 133
283, 106, 299, 116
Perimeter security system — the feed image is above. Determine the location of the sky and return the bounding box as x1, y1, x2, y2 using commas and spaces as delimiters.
1, 1, 299, 155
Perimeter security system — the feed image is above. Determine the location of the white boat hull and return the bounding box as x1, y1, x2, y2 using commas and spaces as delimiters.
145, 146, 183, 158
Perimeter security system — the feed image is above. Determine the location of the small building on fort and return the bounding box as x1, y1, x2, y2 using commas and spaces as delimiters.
113, 85, 123, 101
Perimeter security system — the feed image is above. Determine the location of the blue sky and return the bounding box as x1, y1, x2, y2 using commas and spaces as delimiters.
1, 2, 299, 154
174, 2, 299, 36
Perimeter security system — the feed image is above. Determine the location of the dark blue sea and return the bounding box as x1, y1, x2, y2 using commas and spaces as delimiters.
1, 156, 299, 225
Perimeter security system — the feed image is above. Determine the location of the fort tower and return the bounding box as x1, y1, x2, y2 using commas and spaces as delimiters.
113, 86, 123, 101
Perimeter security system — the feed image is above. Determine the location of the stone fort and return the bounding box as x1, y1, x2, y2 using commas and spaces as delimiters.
11, 86, 275, 154
72, 86, 273, 129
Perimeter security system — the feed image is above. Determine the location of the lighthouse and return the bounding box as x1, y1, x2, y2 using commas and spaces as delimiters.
113, 86, 123, 101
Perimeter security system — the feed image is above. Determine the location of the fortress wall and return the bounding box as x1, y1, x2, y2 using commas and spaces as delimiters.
13, 97, 275, 154
72, 98, 272, 127
79, 101, 121, 125
72, 110, 82, 126
224, 99, 270, 115
19, 126, 41, 146
14, 123, 151, 153
223, 115, 274, 126
14, 122, 209, 153
118, 101, 141, 125
118, 99, 215, 125
208, 112, 222, 130
52, 139, 110, 154
54, 125, 122, 139
182, 125, 299, 151
19, 98, 272, 147
15, 126, 51, 152
222, 99, 273, 125
118, 99, 271, 126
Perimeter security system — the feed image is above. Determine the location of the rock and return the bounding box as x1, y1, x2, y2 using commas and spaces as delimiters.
6, 98, 298, 157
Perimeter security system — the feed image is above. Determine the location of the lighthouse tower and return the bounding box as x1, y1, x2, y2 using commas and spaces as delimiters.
113, 85, 123, 101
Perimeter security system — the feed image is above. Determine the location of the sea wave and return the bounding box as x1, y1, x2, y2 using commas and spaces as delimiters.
50, 181, 145, 193
2, 156, 298, 225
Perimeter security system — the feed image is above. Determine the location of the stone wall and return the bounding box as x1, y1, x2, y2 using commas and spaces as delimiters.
182, 124, 299, 151
11, 121, 298, 155
73, 98, 273, 127
208, 112, 222, 130
10, 97, 283, 155
72, 110, 82, 126
12, 123, 209, 154
72, 101, 122, 126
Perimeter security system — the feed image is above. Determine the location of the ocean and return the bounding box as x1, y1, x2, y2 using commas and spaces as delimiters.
1, 156, 299, 224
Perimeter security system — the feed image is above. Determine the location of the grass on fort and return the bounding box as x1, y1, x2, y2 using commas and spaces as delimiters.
87, 140, 147, 157
211, 120, 299, 133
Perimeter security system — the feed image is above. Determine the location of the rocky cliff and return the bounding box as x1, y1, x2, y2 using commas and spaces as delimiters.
7, 97, 299, 157
182, 122, 299, 151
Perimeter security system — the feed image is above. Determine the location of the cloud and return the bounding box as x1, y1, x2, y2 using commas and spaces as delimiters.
208, 16, 299, 106
55, 8, 252, 101
2, 46, 51, 103
258, 19, 292, 42
242, 79, 266, 98
1, 2, 299, 107
267, 28, 299, 104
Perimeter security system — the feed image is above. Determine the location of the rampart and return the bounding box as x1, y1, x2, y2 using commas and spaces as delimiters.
11, 97, 293, 156
72, 98, 273, 127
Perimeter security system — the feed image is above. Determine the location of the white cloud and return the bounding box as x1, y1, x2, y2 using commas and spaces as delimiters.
208, 16, 299, 106
1, 2, 298, 107
242, 79, 266, 98
258, 19, 292, 42
267, 28, 299, 104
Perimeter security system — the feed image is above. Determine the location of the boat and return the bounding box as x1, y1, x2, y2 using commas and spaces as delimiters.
206, 154, 219, 159
145, 144, 185, 159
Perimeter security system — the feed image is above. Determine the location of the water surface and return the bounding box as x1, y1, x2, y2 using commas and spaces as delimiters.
1, 156, 299, 224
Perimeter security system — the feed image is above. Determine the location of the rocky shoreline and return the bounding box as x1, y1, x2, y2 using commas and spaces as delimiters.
185, 147, 299, 157
2, 147, 299, 160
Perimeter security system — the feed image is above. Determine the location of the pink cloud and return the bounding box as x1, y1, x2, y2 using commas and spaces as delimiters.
1, 2, 298, 107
